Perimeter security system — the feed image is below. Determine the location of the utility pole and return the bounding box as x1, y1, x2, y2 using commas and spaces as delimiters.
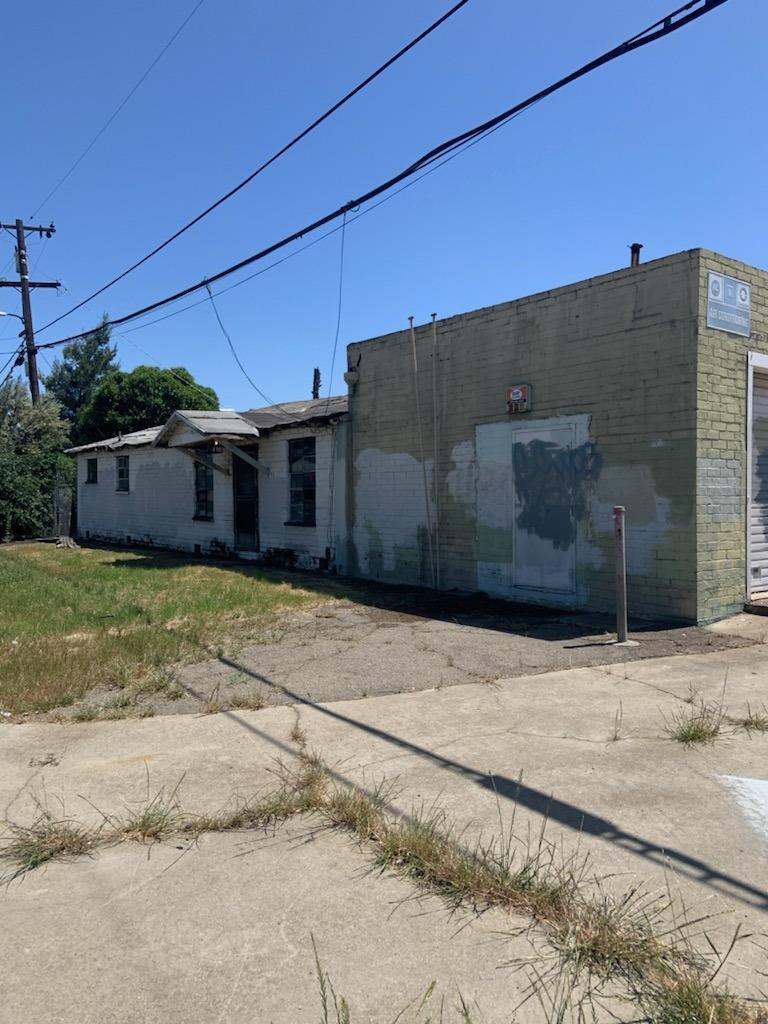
0, 219, 59, 403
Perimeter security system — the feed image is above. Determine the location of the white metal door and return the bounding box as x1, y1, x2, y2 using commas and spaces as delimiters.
512, 422, 576, 593
749, 372, 768, 594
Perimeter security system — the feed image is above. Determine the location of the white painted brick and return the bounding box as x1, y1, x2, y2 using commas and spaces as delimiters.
76, 422, 346, 568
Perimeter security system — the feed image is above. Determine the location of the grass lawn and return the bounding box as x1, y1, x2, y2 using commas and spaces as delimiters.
0, 544, 324, 714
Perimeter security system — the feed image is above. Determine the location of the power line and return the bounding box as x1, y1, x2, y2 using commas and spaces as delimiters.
2, 140, 466, 355
204, 284, 293, 416
30, 233, 51, 277
106, 132, 496, 415
0, 347, 25, 389
36, 0, 727, 356
90, 127, 506, 348
0, 348, 21, 377
29, 0, 207, 220
37, 350, 54, 373
36, 0, 472, 335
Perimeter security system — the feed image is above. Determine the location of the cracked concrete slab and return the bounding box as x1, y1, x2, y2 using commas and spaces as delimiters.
3, 644, 767, 1001
167, 601, 750, 715
1, 823, 550, 1024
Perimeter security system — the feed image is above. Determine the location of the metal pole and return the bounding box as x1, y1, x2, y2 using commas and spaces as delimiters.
613, 505, 627, 643
15, 219, 40, 404
431, 313, 440, 589
409, 316, 436, 589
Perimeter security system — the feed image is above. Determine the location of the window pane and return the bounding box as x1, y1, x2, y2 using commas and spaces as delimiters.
288, 437, 316, 524
194, 461, 214, 519
116, 456, 129, 492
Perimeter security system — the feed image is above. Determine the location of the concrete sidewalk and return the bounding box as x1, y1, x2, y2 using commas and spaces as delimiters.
2, 826, 543, 1024
2, 641, 767, 1018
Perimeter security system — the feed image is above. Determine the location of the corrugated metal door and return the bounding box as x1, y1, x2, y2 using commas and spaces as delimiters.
750, 373, 768, 593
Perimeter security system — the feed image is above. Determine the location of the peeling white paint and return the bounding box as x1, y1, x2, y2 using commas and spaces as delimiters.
446, 440, 476, 515
720, 775, 768, 844
591, 464, 671, 575
475, 424, 514, 531
475, 423, 514, 595
353, 448, 433, 577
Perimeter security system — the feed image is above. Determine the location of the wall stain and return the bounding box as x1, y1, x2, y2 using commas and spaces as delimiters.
513, 440, 602, 550
364, 521, 383, 578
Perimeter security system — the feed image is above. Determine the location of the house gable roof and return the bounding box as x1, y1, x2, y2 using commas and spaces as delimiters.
65, 425, 163, 454
240, 395, 347, 431
152, 409, 259, 448
65, 396, 347, 454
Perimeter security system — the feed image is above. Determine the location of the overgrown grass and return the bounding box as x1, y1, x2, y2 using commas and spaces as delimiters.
637, 963, 765, 1024
290, 720, 308, 746
664, 698, 725, 745
2, 810, 96, 880
200, 684, 224, 715
665, 691, 768, 745
199, 683, 267, 714
2, 756, 764, 1023
312, 938, 479, 1023
227, 692, 266, 711
71, 703, 99, 722
728, 703, 768, 735
66, 698, 156, 723
610, 701, 624, 742
0, 544, 323, 712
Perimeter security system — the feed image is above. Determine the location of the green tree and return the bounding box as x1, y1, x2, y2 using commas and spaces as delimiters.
41, 317, 118, 442
77, 365, 218, 442
0, 380, 72, 540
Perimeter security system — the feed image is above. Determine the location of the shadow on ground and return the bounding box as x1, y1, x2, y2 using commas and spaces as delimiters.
204, 651, 768, 914
108, 546, 749, 647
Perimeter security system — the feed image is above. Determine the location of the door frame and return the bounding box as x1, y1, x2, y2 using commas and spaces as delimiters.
746, 352, 768, 597
474, 414, 589, 606
232, 447, 260, 553
511, 419, 577, 594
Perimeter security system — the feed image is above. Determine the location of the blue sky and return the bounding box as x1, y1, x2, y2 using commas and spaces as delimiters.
2, 0, 765, 409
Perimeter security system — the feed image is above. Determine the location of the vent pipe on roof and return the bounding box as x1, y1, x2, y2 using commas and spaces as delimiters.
629, 242, 643, 268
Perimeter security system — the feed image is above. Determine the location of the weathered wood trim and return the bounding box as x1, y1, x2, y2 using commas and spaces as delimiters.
178, 446, 230, 476
213, 437, 267, 474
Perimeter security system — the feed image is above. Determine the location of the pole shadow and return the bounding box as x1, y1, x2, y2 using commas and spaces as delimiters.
212, 653, 768, 913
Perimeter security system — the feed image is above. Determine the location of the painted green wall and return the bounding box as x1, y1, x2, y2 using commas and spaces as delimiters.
344, 251, 701, 622
695, 251, 768, 622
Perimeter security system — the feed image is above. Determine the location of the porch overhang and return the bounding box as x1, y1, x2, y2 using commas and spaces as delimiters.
152, 409, 260, 449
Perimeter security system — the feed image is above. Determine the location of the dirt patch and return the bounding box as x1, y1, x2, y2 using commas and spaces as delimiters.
4, 557, 754, 724
16, 588, 749, 722
173, 603, 751, 711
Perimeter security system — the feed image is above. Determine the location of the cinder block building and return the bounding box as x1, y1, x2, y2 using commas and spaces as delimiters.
338, 248, 768, 624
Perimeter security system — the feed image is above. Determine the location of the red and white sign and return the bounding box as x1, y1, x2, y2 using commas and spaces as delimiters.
505, 384, 531, 414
